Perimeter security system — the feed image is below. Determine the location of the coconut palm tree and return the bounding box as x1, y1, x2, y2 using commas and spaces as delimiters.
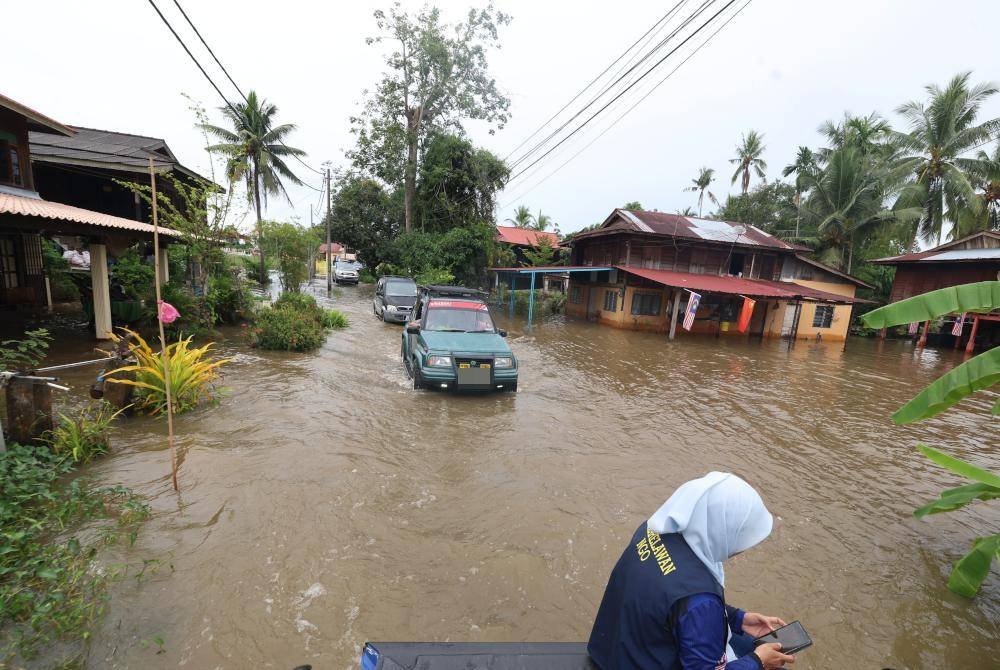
782, 147, 818, 237
956, 142, 1000, 234
683, 167, 719, 217
533, 210, 554, 232
504, 205, 534, 228
801, 147, 919, 272
676, 206, 697, 216
818, 112, 893, 161
892, 72, 1000, 247
730, 130, 767, 194
201, 91, 306, 283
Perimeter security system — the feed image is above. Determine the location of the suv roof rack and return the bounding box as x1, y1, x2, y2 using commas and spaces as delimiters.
421, 285, 486, 298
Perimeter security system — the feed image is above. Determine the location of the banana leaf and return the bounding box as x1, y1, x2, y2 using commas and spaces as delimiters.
892, 348, 1000, 423
917, 445, 1000, 487
947, 534, 1000, 598
914, 482, 1000, 517
861, 281, 1000, 329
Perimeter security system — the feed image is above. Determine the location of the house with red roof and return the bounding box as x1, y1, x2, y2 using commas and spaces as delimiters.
871, 230, 1000, 352
563, 208, 872, 341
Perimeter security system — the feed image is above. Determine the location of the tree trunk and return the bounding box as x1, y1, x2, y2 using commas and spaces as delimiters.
846, 234, 854, 274
253, 163, 265, 285
742, 167, 750, 195
403, 106, 421, 234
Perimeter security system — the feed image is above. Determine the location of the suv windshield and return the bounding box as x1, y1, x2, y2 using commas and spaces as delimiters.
386, 279, 417, 297
424, 302, 495, 333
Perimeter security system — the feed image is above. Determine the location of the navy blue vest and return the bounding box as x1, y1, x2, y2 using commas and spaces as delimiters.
587, 523, 724, 670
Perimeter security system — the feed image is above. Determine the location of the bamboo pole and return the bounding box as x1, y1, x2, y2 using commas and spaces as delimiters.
149, 157, 179, 492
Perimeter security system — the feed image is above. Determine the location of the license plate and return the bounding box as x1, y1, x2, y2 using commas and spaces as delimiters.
457, 362, 491, 386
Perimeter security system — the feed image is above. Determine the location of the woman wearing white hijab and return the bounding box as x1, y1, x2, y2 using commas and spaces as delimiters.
588, 472, 794, 670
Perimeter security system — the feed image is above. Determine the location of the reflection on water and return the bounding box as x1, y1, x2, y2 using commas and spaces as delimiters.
15, 281, 999, 669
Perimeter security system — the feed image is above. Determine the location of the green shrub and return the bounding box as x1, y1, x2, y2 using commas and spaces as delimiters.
249, 305, 326, 351
358, 269, 377, 284
41, 403, 124, 464
41, 239, 79, 301
322, 309, 349, 329
206, 272, 252, 324
415, 267, 455, 286
0, 444, 149, 661
157, 281, 215, 339
112, 249, 156, 301
274, 291, 318, 313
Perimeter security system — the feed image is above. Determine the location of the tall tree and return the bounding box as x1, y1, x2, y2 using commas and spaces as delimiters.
350, 4, 511, 233
533, 209, 555, 232
782, 147, 818, 236
800, 147, 918, 272
327, 175, 400, 269
202, 91, 306, 284
818, 112, 893, 160
622, 200, 643, 210
892, 72, 1000, 246
505, 205, 534, 228
683, 167, 719, 217
730, 130, 767, 194
956, 142, 1000, 235
415, 133, 508, 232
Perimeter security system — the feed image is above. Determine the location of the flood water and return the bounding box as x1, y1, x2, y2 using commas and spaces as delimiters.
16, 280, 1000, 669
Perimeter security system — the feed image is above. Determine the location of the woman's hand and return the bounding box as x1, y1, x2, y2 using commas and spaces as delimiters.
741, 611, 787, 637
753, 642, 795, 669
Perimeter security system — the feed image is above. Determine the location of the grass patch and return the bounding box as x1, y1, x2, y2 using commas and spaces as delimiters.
0, 444, 150, 663
322, 309, 349, 329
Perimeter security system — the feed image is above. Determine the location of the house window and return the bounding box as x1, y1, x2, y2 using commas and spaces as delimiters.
0, 141, 23, 187
603, 289, 618, 312
812, 304, 835, 328
570, 285, 583, 304
631, 292, 661, 316
0, 237, 19, 289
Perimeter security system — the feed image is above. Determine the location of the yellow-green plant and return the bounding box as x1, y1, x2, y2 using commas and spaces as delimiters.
41, 402, 126, 464
105, 329, 232, 416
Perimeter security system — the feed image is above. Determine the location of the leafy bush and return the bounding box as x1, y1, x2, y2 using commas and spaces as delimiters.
0, 444, 149, 661
415, 267, 455, 286
105, 328, 232, 415
322, 309, 349, 329
274, 291, 318, 312
41, 239, 79, 301
112, 249, 156, 301
157, 281, 215, 339
358, 269, 377, 284
206, 272, 253, 324
249, 305, 327, 351
41, 403, 125, 464
0, 328, 50, 371
261, 221, 317, 292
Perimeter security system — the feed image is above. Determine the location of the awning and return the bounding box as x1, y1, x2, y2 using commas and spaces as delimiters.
0, 191, 184, 238
617, 265, 866, 304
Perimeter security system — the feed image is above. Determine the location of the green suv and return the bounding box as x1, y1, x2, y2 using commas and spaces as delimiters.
401, 286, 518, 392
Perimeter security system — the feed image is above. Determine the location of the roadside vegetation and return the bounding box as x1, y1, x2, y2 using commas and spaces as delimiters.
249, 292, 349, 352
0, 331, 150, 664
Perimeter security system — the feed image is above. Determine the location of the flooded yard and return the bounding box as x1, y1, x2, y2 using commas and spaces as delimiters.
17, 280, 999, 668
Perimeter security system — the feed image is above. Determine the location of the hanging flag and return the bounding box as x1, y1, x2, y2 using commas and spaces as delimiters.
951, 312, 967, 337
737, 297, 756, 333
908, 322, 919, 335
682, 291, 701, 331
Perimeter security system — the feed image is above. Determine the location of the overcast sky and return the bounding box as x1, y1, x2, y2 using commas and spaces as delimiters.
7, 1, 1000, 235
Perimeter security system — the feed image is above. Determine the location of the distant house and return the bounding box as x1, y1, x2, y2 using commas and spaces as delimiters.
317, 242, 356, 263
495, 225, 566, 291
871, 230, 1000, 351
564, 208, 871, 340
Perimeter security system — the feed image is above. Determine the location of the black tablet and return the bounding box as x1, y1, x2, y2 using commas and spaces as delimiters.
752, 620, 812, 655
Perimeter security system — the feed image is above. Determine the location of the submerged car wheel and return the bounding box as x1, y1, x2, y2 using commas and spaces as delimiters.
411, 361, 424, 390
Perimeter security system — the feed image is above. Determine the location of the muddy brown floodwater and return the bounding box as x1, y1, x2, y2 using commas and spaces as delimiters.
20, 280, 999, 669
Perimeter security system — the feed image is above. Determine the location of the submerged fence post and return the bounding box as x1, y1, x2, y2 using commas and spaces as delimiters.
527, 272, 536, 327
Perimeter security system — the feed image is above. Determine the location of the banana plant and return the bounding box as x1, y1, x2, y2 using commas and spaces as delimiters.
861, 281, 999, 597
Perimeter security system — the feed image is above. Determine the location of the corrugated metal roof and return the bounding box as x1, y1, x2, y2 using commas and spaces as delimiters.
579, 210, 807, 251
0, 192, 184, 238
495, 226, 561, 247
618, 265, 864, 303
926, 249, 1000, 261
872, 231, 1000, 264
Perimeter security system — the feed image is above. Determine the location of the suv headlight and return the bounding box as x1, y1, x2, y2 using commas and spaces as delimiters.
426, 355, 452, 367
494, 356, 514, 369
385, 304, 398, 311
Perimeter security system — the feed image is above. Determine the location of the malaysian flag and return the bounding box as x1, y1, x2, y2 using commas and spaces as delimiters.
951, 313, 967, 337
682, 291, 701, 331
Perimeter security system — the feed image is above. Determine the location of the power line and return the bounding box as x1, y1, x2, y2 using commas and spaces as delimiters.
502, 2, 686, 162
508, 0, 741, 185
507, 0, 712, 172
171, 0, 247, 103
501, 0, 752, 209
146, 0, 326, 186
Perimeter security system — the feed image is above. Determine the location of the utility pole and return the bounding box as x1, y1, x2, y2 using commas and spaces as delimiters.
325, 168, 333, 293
